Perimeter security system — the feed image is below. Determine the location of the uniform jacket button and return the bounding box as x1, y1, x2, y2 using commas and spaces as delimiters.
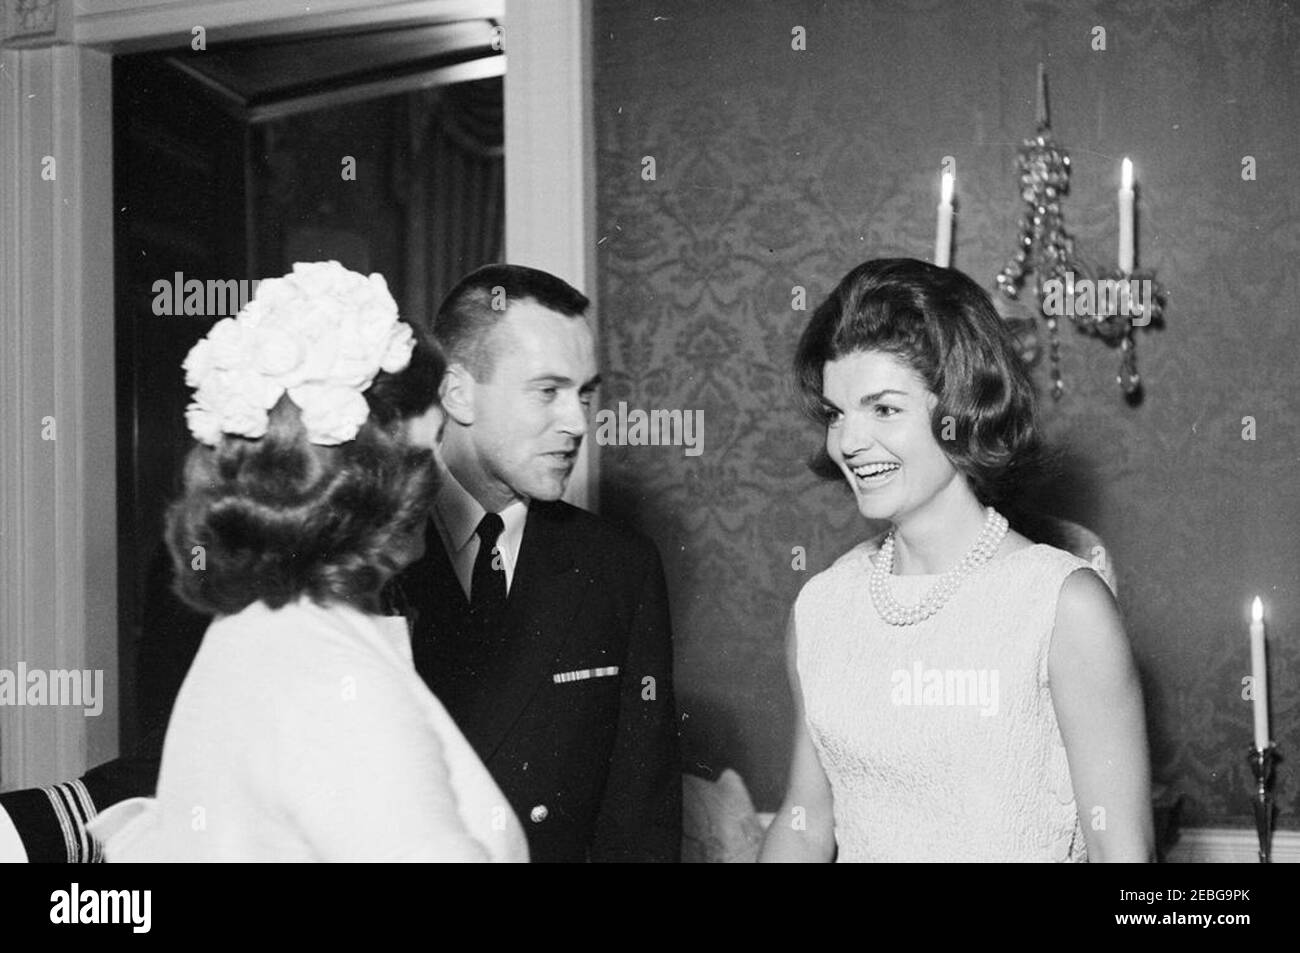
529, 804, 549, 823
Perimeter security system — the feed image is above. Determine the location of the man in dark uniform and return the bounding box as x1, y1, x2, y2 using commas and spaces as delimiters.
0, 264, 681, 863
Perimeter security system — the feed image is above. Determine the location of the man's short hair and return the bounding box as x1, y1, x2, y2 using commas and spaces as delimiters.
434, 264, 589, 379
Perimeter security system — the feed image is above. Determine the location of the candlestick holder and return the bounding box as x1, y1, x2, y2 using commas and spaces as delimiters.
1083, 266, 1166, 398
994, 67, 1166, 402
1246, 743, 1277, 863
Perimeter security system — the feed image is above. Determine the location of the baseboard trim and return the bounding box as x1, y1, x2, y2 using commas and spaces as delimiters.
753, 816, 1297, 862
1165, 827, 1300, 864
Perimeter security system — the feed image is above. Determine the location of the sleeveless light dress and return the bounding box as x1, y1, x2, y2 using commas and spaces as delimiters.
794, 540, 1095, 862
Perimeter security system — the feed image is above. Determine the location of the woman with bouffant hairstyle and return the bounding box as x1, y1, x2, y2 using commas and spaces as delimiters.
89, 262, 527, 862
793, 257, 1050, 505
167, 375, 436, 617
761, 258, 1153, 863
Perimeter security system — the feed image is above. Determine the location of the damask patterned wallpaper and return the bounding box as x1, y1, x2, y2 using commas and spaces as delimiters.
592, 0, 1298, 828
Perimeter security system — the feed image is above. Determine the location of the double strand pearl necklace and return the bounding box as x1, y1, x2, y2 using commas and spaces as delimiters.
869, 506, 1009, 626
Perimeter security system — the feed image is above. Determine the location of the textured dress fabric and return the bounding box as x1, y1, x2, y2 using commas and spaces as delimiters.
88, 598, 528, 862
794, 539, 1094, 863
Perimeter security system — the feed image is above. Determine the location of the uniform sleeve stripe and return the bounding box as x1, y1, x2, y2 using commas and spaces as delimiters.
43, 782, 100, 863
67, 781, 101, 863
42, 785, 77, 863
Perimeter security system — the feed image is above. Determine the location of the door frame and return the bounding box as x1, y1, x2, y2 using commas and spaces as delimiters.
0, 0, 595, 788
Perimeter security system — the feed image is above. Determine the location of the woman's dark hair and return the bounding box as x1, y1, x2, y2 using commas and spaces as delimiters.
793, 258, 1051, 507
365, 318, 445, 425
166, 323, 445, 616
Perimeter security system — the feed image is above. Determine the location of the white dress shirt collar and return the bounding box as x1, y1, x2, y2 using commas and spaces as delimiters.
431, 467, 529, 595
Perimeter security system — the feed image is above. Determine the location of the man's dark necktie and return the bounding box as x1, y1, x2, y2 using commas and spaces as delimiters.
470, 512, 507, 633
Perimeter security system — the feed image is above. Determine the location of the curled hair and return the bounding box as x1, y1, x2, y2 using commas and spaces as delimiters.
167, 327, 444, 616
793, 258, 1052, 507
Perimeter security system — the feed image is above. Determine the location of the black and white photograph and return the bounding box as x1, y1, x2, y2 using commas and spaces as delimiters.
0, 0, 1295, 929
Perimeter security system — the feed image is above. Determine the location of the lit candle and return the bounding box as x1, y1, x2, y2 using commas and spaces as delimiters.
1118, 157, 1135, 273
1036, 62, 1048, 128
935, 170, 954, 268
1250, 596, 1270, 750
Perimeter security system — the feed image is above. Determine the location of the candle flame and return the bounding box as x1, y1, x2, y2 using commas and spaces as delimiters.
1252, 596, 1263, 623
940, 170, 954, 205
1121, 157, 1133, 190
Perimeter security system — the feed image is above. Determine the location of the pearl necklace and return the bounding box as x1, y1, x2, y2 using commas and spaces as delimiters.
869, 507, 1009, 626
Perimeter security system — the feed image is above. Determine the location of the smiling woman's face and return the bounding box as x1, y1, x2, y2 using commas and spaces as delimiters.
821, 349, 963, 524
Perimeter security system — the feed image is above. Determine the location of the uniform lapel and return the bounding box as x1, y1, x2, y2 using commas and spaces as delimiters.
405, 515, 470, 695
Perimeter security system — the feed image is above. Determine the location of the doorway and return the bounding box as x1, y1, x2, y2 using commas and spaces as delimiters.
113, 21, 504, 755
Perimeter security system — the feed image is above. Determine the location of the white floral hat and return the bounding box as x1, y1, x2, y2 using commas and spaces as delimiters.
181, 261, 415, 446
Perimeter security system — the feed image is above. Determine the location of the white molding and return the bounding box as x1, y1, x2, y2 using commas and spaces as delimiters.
503, 0, 597, 510
72, 0, 503, 51
0, 47, 29, 791
69, 43, 118, 775
1, 0, 73, 46
1165, 828, 1300, 864
0, 42, 116, 789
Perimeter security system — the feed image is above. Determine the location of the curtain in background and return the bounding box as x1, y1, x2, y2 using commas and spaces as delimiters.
398, 77, 505, 330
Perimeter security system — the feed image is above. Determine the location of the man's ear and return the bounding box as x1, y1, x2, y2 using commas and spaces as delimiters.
440, 363, 476, 426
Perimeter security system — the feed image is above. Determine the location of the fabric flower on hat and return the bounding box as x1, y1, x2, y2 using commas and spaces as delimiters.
184, 403, 223, 446
180, 261, 414, 446
289, 383, 372, 446
381, 322, 415, 374
184, 367, 283, 444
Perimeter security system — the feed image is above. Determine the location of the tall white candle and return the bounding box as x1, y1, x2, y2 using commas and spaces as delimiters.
1036, 62, 1048, 128
1118, 157, 1135, 273
935, 171, 954, 268
1250, 596, 1270, 750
